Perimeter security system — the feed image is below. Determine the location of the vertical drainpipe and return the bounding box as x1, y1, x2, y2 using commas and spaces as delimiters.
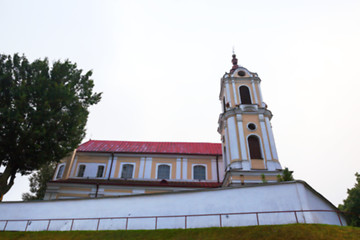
95, 183, 99, 198
216, 155, 220, 183
108, 152, 114, 180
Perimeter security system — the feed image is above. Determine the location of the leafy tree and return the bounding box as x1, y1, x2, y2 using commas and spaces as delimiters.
277, 167, 294, 182
0, 53, 101, 200
22, 162, 56, 200
338, 172, 360, 227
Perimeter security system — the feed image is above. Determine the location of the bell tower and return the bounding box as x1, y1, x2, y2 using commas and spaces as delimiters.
218, 54, 282, 186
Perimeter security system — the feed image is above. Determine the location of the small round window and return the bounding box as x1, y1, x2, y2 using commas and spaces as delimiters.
247, 123, 256, 131
238, 71, 246, 77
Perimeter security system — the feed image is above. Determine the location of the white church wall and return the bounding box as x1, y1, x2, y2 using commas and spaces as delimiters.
0, 181, 344, 231
297, 183, 346, 225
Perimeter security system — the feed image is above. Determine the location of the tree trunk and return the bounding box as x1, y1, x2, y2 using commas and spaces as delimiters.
0, 163, 17, 201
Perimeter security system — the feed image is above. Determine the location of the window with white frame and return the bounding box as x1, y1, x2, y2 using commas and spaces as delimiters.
96, 165, 105, 178
121, 164, 134, 179
77, 164, 86, 177
193, 165, 206, 180
56, 165, 65, 179
157, 164, 170, 179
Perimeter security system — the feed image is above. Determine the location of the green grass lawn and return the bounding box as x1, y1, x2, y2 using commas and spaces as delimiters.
1, 224, 359, 240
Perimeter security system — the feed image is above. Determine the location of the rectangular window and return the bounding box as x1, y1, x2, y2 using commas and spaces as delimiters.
77, 165, 86, 177
121, 164, 134, 179
96, 165, 104, 178
193, 165, 206, 180
56, 165, 65, 179
157, 165, 170, 179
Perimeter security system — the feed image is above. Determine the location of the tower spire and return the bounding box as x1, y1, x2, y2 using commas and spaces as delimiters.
230, 52, 239, 73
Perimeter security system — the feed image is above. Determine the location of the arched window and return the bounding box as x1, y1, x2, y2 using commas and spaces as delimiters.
77, 165, 86, 177
248, 135, 263, 159
56, 165, 65, 179
96, 165, 105, 178
193, 165, 206, 180
157, 164, 170, 179
121, 164, 134, 179
239, 86, 252, 104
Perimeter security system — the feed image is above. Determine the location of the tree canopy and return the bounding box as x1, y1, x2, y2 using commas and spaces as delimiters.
277, 167, 294, 182
0, 53, 101, 199
339, 172, 360, 227
22, 162, 56, 201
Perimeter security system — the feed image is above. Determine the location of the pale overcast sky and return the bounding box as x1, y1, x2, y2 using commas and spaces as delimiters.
1, 0, 360, 206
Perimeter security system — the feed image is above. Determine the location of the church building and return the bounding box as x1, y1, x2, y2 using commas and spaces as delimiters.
44, 54, 283, 200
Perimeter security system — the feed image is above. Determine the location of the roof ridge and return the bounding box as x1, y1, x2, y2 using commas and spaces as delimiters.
84, 139, 221, 144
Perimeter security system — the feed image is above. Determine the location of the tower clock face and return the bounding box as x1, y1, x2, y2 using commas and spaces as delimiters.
238, 71, 246, 77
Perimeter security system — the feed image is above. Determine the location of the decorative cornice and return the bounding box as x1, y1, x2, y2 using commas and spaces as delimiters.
224, 77, 261, 82
218, 108, 272, 133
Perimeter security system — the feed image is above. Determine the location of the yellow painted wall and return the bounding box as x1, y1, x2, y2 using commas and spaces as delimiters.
234, 82, 254, 105
58, 156, 71, 180
241, 114, 264, 161
223, 78, 257, 107
265, 176, 278, 181
63, 153, 220, 182
114, 156, 141, 178
56, 193, 89, 199
59, 187, 92, 192
72, 155, 110, 177
76, 155, 109, 163
54, 152, 75, 180
145, 190, 169, 194
63, 150, 77, 179
187, 158, 212, 180
151, 157, 176, 179
231, 175, 277, 182
222, 114, 275, 165
251, 159, 266, 169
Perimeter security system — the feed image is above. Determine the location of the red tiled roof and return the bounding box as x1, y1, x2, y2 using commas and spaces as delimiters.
77, 140, 222, 156
50, 179, 222, 188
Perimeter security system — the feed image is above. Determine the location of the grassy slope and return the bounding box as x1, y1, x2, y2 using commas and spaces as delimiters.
1, 224, 359, 240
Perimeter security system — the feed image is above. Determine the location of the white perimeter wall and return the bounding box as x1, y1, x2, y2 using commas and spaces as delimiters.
0, 181, 345, 231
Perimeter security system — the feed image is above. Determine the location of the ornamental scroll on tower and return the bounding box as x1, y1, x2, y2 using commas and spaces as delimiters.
218, 54, 283, 186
